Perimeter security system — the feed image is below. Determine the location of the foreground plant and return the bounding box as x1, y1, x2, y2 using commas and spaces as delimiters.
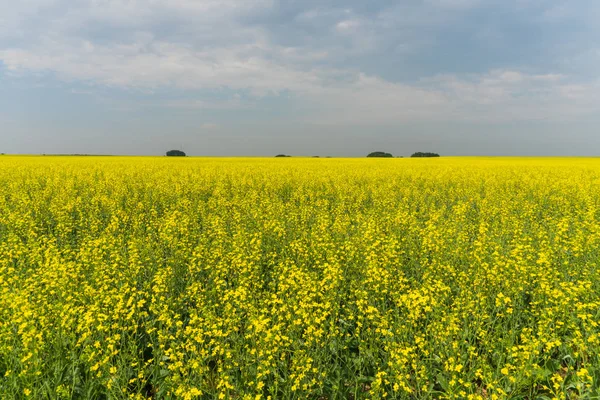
1, 156, 599, 399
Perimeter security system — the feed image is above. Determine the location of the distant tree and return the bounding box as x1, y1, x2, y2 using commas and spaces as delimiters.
367, 151, 393, 158
275, 154, 291, 157
166, 150, 186, 157
411, 152, 440, 158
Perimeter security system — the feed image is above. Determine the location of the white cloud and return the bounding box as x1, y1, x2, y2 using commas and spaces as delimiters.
335, 19, 361, 33
0, 38, 320, 92
309, 70, 600, 124
163, 98, 249, 110
424, 0, 482, 9
2, 36, 598, 124
2, 0, 600, 126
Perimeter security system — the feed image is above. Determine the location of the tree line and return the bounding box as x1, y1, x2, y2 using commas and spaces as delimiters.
166, 150, 440, 158
367, 151, 440, 158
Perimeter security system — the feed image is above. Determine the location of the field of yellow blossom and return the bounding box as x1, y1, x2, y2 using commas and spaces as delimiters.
1, 156, 599, 399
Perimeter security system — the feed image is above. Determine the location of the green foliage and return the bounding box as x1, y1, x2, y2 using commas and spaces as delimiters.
411, 152, 440, 158
367, 151, 393, 158
166, 150, 186, 157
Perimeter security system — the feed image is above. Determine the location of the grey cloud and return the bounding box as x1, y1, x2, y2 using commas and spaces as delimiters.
2, 0, 600, 156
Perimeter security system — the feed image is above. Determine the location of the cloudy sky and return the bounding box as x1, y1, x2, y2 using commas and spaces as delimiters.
1, 0, 600, 156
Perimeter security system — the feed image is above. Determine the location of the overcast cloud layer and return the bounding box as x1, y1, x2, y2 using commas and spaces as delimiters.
2, 0, 600, 156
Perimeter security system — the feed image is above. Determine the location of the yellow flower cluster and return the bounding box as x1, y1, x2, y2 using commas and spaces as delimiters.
1, 156, 599, 399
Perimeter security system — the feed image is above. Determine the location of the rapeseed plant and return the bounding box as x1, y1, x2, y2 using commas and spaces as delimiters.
0, 156, 599, 398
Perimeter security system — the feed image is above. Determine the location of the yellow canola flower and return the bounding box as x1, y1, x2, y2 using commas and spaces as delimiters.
1, 156, 600, 399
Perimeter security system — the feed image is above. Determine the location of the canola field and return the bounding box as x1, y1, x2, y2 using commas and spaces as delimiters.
1, 156, 600, 400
